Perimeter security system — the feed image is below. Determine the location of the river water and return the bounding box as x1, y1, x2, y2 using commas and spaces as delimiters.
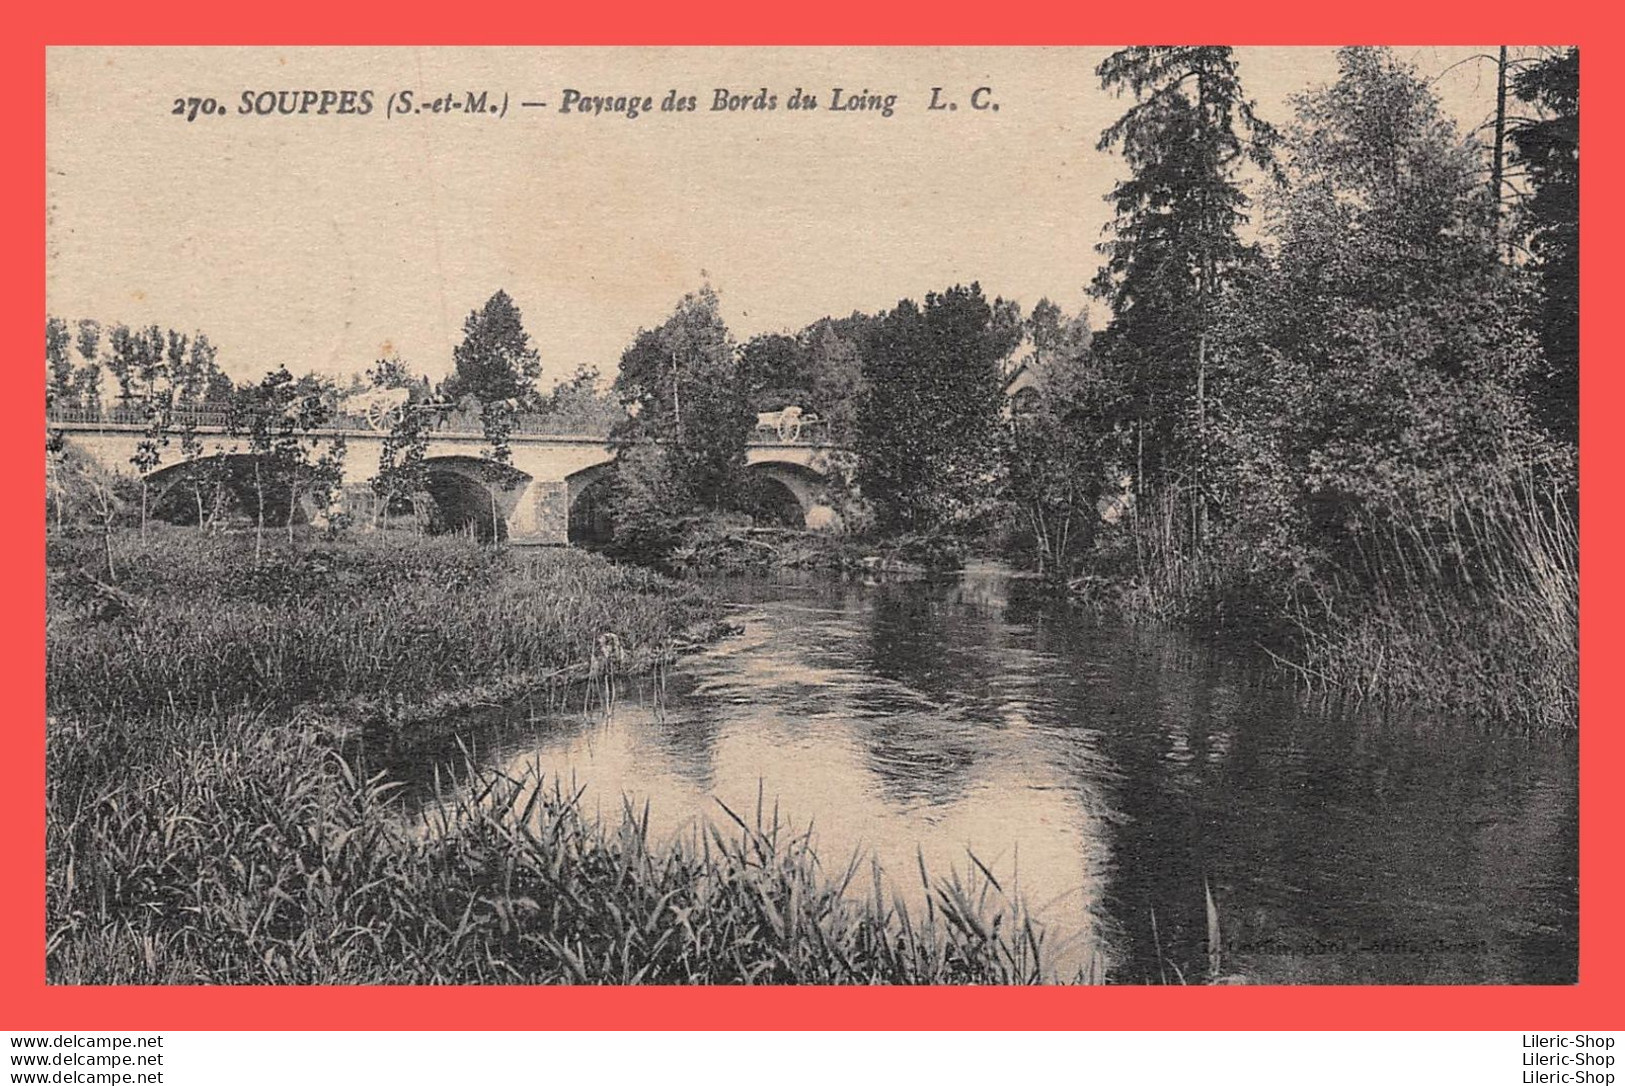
398, 563, 1577, 984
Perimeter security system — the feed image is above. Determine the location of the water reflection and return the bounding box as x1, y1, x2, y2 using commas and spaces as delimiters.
389, 565, 1577, 984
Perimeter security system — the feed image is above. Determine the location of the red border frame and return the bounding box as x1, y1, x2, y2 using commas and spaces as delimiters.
7, 3, 1618, 1030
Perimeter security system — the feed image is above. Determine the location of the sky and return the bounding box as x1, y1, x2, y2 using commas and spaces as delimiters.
45, 46, 1522, 390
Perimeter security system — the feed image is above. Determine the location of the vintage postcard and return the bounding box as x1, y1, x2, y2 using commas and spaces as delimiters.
42, 46, 1578, 996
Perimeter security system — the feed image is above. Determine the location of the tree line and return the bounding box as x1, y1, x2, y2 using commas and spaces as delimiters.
49, 45, 1580, 612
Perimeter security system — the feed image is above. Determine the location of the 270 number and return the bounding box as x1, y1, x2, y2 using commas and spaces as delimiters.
171, 97, 222, 122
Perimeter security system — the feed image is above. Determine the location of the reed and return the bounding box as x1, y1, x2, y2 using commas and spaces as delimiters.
1098, 469, 1577, 731
1281, 474, 1577, 731
1110, 483, 1216, 624
47, 710, 1083, 985
46, 530, 718, 731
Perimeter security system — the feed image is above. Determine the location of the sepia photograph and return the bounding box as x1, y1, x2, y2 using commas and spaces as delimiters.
42, 45, 1579, 988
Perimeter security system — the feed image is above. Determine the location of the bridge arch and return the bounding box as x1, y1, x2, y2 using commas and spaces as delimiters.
556, 456, 840, 543
141, 454, 336, 529
141, 454, 263, 527
742, 460, 837, 530
564, 462, 616, 545
418, 455, 533, 542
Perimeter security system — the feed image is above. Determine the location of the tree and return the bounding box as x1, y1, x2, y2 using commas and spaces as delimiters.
46, 317, 73, 408
175, 417, 222, 532
229, 368, 344, 561
534, 365, 623, 434
607, 286, 752, 558
739, 333, 809, 412
443, 290, 543, 495
804, 321, 867, 445
1279, 47, 1489, 298
72, 320, 103, 412
443, 290, 543, 405
739, 321, 868, 444
613, 286, 751, 505
160, 329, 230, 409
1006, 347, 1120, 577
1209, 47, 1555, 576
1509, 47, 1579, 442
105, 325, 140, 404
75, 320, 101, 369
370, 359, 436, 531
856, 283, 1020, 536
134, 325, 167, 400
368, 354, 424, 392
164, 331, 191, 401
195, 335, 234, 406
1091, 46, 1278, 533
130, 386, 172, 541
46, 429, 66, 531
1025, 297, 1093, 363
1004, 301, 1107, 576
603, 444, 687, 560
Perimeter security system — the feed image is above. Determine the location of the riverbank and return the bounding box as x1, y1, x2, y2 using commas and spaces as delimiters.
1088, 475, 1579, 733
45, 528, 1081, 984
47, 529, 726, 740
664, 517, 968, 578
47, 708, 1075, 984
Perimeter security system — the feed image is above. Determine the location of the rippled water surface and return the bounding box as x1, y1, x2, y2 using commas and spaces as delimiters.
394, 564, 1578, 984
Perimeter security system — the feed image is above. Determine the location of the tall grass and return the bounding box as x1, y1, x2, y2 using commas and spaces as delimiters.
1110, 483, 1219, 624
1282, 475, 1577, 731
1100, 472, 1577, 731
47, 530, 719, 732
47, 711, 1079, 985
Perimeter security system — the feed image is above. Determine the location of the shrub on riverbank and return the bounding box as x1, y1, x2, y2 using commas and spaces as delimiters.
46, 529, 718, 731
47, 710, 1077, 984
661, 515, 967, 577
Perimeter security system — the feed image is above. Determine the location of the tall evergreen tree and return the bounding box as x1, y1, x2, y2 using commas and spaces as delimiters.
1090, 46, 1277, 519
444, 289, 543, 471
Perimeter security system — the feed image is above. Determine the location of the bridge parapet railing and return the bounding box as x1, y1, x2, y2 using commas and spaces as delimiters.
45, 403, 601, 437
47, 404, 834, 445
48, 404, 236, 429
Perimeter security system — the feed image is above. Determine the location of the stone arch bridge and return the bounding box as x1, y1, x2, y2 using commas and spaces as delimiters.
47, 409, 845, 545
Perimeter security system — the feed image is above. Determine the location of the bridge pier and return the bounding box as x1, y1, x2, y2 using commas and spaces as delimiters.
505, 479, 569, 546
337, 483, 383, 529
